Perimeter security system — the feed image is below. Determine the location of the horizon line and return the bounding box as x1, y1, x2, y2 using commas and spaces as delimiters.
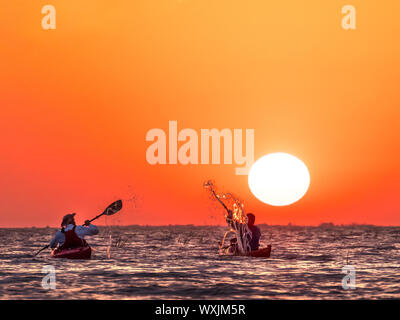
1, 223, 399, 229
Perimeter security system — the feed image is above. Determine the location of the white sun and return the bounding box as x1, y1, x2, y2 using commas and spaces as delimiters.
248, 152, 310, 206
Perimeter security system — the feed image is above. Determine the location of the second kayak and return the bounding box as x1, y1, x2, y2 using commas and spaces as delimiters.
220, 244, 272, 258
51, 246, 92, 259
247, 245, 272, 258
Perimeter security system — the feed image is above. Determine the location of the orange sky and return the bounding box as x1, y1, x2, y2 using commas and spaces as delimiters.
0, 1, 399, 227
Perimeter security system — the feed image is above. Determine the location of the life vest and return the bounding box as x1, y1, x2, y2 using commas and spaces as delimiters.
59, 226, 87, 250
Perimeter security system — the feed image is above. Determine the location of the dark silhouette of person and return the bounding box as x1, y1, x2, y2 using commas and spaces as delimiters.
247, 213, 261, 251
49, 213, 98, 249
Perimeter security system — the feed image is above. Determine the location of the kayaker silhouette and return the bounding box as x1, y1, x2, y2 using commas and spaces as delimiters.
225, 212, 261, 253
49, 213, 99, 250
246, 213, 261, 251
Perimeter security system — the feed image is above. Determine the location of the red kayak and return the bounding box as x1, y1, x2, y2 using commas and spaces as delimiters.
247, 245, 272, 258
51, 246, 92, 259
221, 244, 272, 258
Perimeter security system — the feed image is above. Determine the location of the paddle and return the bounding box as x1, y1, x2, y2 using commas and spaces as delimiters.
33, 200, 123, 257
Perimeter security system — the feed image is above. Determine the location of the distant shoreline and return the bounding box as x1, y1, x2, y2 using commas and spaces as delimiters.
0, 223, 399, 229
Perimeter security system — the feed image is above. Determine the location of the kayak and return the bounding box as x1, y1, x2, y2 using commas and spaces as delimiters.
220, 244, 272, 258
51, 246, 92, 259
247, 245, 271, 258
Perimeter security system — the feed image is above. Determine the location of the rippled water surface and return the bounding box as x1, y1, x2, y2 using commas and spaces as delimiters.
1, 226, 400, 299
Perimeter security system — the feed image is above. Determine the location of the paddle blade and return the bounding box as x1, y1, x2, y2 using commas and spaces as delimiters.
103, 200, 123, 216
34, 245, 49, 257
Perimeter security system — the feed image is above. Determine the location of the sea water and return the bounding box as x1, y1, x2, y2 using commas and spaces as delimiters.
0, 225, 400, 299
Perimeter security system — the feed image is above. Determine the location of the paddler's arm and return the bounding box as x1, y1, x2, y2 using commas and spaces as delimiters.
49, 230, 64, 248
79, 221, 99, 236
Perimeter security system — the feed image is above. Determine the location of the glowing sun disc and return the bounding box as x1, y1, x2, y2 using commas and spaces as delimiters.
248, 153, 310, 206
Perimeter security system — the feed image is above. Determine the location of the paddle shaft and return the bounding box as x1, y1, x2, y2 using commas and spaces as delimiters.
34, 245, 49, 256
86, 212, 106, 225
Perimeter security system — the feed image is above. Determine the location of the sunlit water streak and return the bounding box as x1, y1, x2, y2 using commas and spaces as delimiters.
1, 226, 400, 299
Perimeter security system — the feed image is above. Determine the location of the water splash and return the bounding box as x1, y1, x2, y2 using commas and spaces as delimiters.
106, 234, 112, 259
203, 180, 252, 255
102, 194, 138, 257
114, 235, 127, 248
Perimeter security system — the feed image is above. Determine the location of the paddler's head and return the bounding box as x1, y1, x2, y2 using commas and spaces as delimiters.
61, 213, 76, 227
247, 213, 255, 227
